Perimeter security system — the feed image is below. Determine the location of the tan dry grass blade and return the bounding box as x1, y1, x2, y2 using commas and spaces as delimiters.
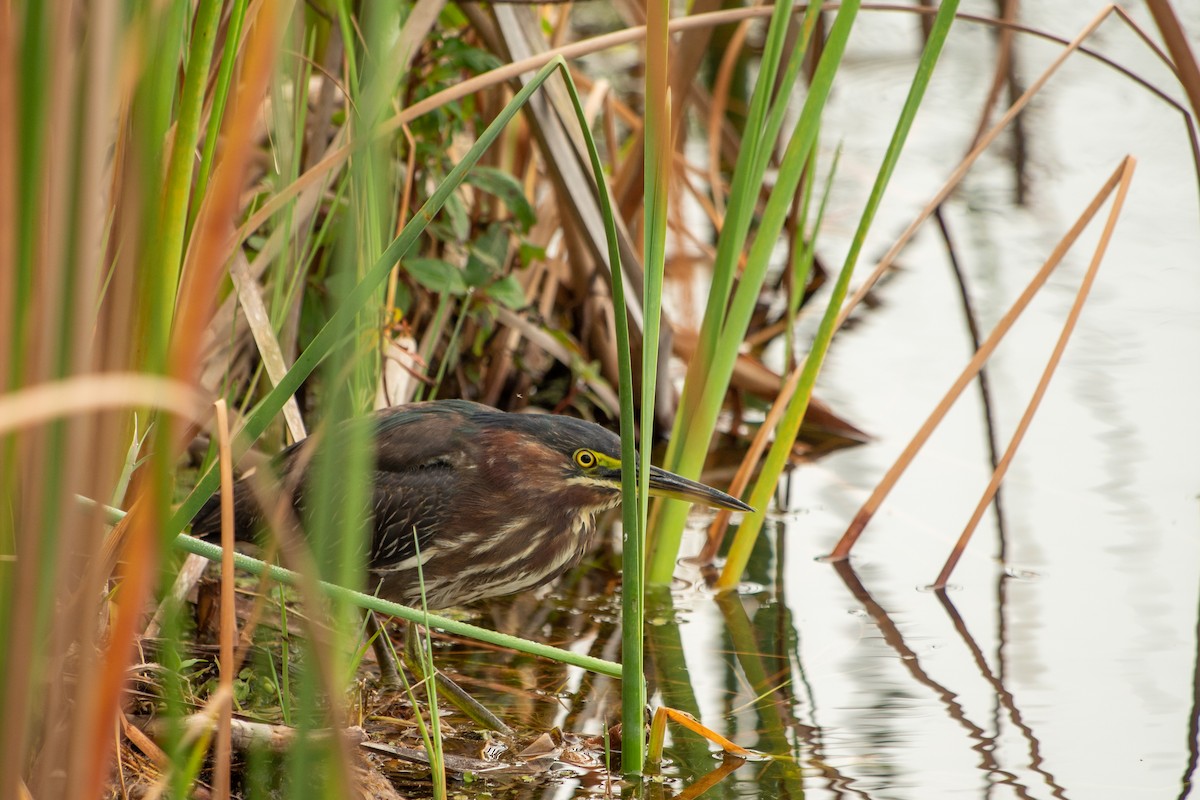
1146, 0, 1200, 124
214, 400, 237, 799
829, 157, 1136, 560
230, 253, 307, 441
931, 156, 1137, 588
0, 374, 208, 435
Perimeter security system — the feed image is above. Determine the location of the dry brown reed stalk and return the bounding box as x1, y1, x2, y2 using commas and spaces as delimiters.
931, 156, 1137, 588
1146, 0, 1200, 122
830, 156, 1136, 560
230, 252, 308, 441
214, 399, 236, 799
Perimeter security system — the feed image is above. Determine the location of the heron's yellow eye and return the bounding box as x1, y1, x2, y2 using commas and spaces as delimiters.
573, 449, 597, 469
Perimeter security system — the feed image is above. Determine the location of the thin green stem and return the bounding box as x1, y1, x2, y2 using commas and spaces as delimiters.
172, 532, 623, 678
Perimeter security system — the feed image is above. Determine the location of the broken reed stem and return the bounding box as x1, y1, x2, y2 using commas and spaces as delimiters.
829, 156, 1134, 560
931, 156, 1137, 587
646, 706, 764, 771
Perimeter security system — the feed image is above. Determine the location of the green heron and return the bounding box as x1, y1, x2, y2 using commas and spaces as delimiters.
192, 399, 751, 608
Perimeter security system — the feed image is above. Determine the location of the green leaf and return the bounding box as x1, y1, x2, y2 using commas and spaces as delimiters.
465, 166, 536, 230
464, 223, 508, 285
518, 240, 546, 266
403, 258, 468, 295
485, 274, 526, 310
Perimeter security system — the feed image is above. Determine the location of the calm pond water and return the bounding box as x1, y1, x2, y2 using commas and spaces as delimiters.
403, 3, 1200, 798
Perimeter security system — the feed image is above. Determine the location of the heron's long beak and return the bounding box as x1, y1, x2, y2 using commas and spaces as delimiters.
647, 465, 753, 513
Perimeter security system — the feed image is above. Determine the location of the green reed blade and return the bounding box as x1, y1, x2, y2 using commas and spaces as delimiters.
159, 0, 222, 305
649, 0, 856, 583
718, 0, 962, 589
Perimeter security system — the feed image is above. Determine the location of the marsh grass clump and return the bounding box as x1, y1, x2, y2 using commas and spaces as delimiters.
7, 1, 1179, 796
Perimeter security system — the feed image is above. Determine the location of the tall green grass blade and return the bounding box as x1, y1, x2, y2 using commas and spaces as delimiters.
413, 535, 448, 799
190, 0, 250, 238
786, 143, 841, 368
656, 0, 800, 517
138, 1, 190, 371
625, 0, 672, 776
660, 0, 818, 423
649, 0, 857, 583
717, 0, 961, 589
683, 0, 800, 372
159, 0, 222, 304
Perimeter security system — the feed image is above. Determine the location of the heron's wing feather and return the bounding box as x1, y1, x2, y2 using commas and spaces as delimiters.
364, 402, 489, 569
370, 400, 490, 473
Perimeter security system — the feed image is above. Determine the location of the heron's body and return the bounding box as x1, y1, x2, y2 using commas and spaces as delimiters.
192, 400, 749, 608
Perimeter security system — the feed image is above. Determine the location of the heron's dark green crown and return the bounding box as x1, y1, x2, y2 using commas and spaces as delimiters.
376, 399, 627, 501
